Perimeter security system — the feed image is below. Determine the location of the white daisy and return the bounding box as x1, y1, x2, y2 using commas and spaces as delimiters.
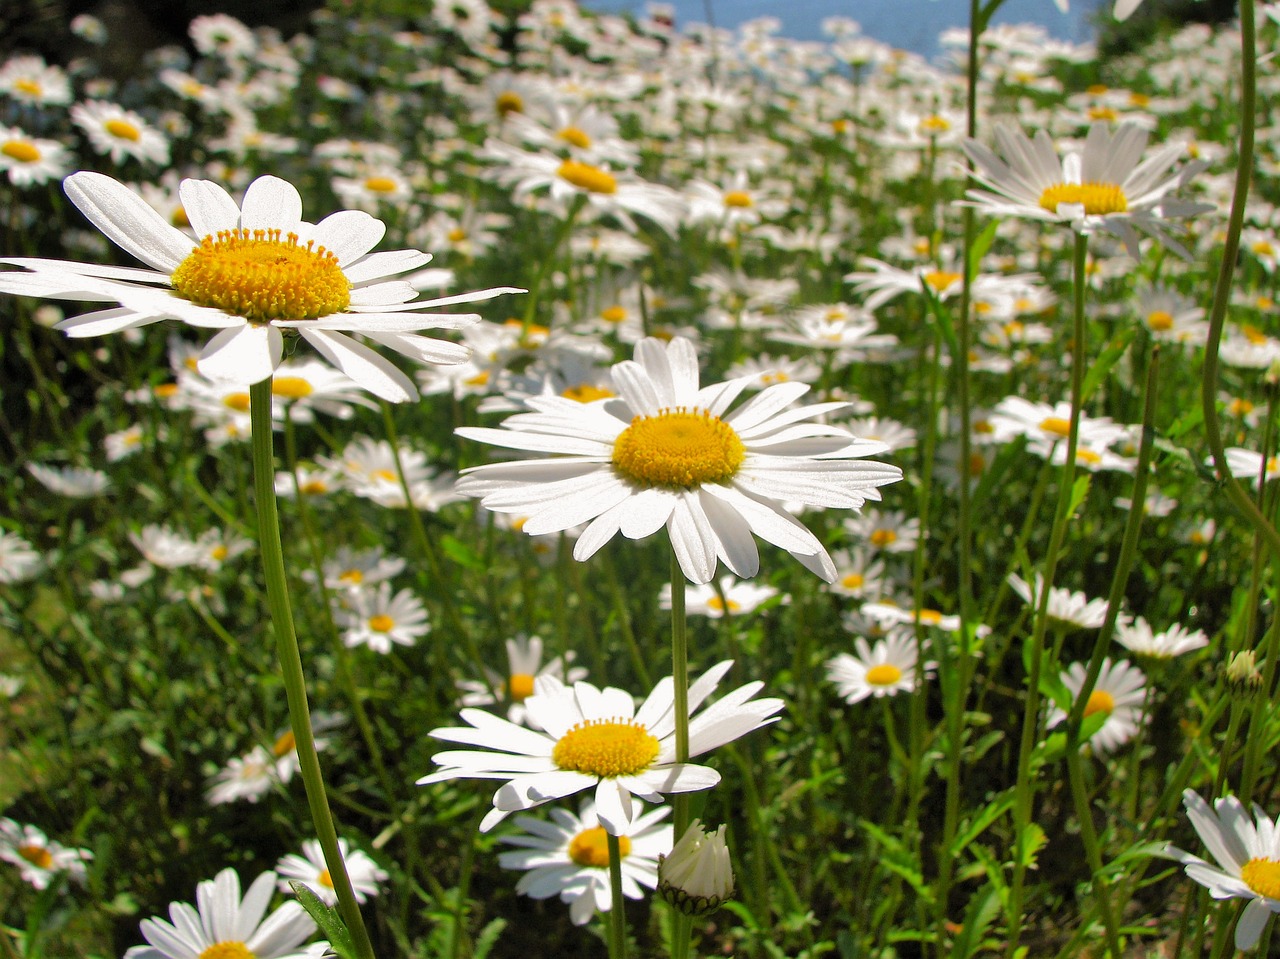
0, 531, 42, 583
659, 575, 782, 617
336, 582, 430, 653
26, 462, 110, 497
1168, 790, 1280, 951
70, 101, 171, 166
0, 173, 521, 401
275, 838, 387, 906
1048, 657, 1147, 754
0, 125, 70, 187
456, 634, 588, 726
206, 746, 276, 805
123, 867, 327, 959
1115, 617, 1209, 659
498, 798, 672, 926
419, 660, 783, 834
455, 336, 902, 584
1008, 573, 1110, 630
0, 819, 91, 890
825, 630, 931, 704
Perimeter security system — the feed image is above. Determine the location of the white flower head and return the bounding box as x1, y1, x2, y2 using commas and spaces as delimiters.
658, 819, 734, 915
276, 838, 387, 906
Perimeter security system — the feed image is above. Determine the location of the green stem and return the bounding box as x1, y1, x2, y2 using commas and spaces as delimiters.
669, 551, 694, 959
607, 832, 629, 959
249, 379, 377, 959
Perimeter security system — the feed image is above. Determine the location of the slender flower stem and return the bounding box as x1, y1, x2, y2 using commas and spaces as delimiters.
249, 379, 377, 959
669, 551, 694, 959
1004, 232, 1090, 958
607, 832, 629, 959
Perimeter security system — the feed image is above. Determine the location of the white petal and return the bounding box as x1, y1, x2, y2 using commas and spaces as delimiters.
64, 172, 193, 272
313, 210, 385, 265
239, 176, 303, 232
668, 496, 717, 584
344, 249, 432, 284
179, 179, 242, 238
299, 328, 416, 402
618, 488, 679, 540
198, 323, 280, 384
1236, 897, 1274, 951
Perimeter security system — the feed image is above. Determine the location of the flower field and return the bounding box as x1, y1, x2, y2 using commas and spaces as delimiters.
2, 1, 1280, 956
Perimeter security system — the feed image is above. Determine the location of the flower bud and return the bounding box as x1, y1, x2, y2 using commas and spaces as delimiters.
1225, 650, 1263, 697
657, 820, 734, 916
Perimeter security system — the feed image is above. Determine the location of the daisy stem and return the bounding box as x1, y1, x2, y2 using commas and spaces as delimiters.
249, 379, 377, 959
669, 552, 695, 959
607, 832, 629, 959
1003, 231, 1089, 959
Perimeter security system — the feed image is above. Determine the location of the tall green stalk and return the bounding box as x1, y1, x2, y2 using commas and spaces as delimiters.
669, 552, 695, 959
249, 379, 377, 959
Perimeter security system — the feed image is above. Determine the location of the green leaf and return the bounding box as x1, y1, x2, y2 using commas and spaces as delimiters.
967, 219, 1000, 281
288, 881, 355, 959
1081, 329, 1136, 404
471, 917, 507, 959
440, 534, 485, 571
1068, 474, 1091, 519
949, 791, 1016, 857
950, 883, 1002, 959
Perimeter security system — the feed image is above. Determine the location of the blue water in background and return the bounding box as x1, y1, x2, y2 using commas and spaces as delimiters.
582, 0, 1106, 60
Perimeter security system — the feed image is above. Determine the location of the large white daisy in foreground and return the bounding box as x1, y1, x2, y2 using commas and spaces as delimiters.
0, 172, 522, 401
418, 660, 783, 834
455, 336, 902, 584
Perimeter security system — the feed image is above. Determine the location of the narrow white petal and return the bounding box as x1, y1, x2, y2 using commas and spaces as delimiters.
313, 210, 385, 265
198, 323, 280, 384
299, 328, 416, 402
178, 179, 242, 238
64, 171, 193, 272
239, 176, 303, 233
618, 488, 679, 540
343, 249, 432, 284
668, 496, 717, 584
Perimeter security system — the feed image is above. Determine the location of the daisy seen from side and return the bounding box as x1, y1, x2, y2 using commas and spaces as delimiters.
0, 819, 92, 889
276, 838, 387, 906
456, 633, 588, 726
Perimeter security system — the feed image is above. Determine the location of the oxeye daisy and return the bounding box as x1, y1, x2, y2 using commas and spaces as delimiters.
0, 125, 69, 187
1048, 657, 1147, 754
206, 746, 276, 805
0, 531, 42, 584
659, 575, 782, 617
825, 630, 932, 705
0, 819, 92, 889
418, 660, 783, 834
0, 172, 522, 401
275, 838, 387, 906
1168, 790, 1280, 951
455, 336, 902, 585
337, 582, 430, 653
70, 101, 171, 166
1115, 617, 1209, 659
456, 634, 588, 726
961, 121, 1212, 258
26, 462, 110, 497
1008, 573, 1110, 630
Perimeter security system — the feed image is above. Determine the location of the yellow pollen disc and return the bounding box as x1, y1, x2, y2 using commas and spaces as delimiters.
917, 609, 943, 625
210, 545, 229, 561
1087, 106, 1118, 122
1244, 325, 1268, 345
301, 479, 329, 495
182, 80, 206, 97
1076, 448, 1102, 465
197, 943, 256, 959
1083, 689, 1115, 718
464, 371, 491, 387
562, 383, 614, 402
831, 119, 850, 133
172, 207, 191, 228
1087, 84, 1109, 95
368, 614, 395, 633
512, 517, 529, 532
317, 869, 334, 888
1146, 310, 1174, 331
600, 305, 628, 323
2, 139, 40, 163
611, 407, 745, 490
569, 826, 630, 867
1260, 299, 1275, 312
919, 114, 951, 134
705, 596, 741, 613
923, 270, 961, 292
170, 228, 351, 322
17, 845, 53, 869
552, 718, 660, 778
495, 91, 524, 115
104, 118, 141, 141
223, 392, 251, 412
1242, 859, 1280, 900
1004, 321, 1024, 337
447, 227, 467, 243
1039, 416, 1072, 438
154, 383, 179, 398
14, 79, 42, 97
557, 126, 592, 149
974, 419, 993, 434
557, 160, 617, 195
339, 569, 363, 585
841, 573, 864, 589
870, 529, 897, 548
272, 376, 314, 399
272, 731, 296, 757
373, 469, 397, 482
723, 190, 754, 208
1254, 241, 1275, 257
865, 663, 903, 686
1039, 182, 1129, 216
364, 176, 399, 193
1230, 399, 1255, 416
1129, 92, 1151, 107
508, 673, 536, 701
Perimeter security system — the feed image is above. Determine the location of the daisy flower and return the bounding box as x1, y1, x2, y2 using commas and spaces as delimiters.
961, 121, 1211, 258
206, 746, 276, 805
0, 173, 521, 401
1115, 617, 1209, 659
26, 462, 110, 497
1008, 573, 1110, 630
70, 101, 171, 166
657, 819, 735, 915
314, 546, 406, 593
267, 712, 343, 784
826, 548, 888, 599
276, 838, 387, 906
988, 397, 1127, 451
0, 531, 42, 584
0, 55, 72, 106
1220, 448, 1280, 486
1168, 790, 1280, 951
419, 660, 783, 834
455, 337, 901, 584
0, 819, 91, 889
825, 631, 932, 705
456, 634, 588, 726
337, 582, 429, 652
0, 126, 70, 187
498, 798, 672, 926
659, 575, 782, 617
123, 867, 327, 959
1048, 657, 1147, 754
843, 509, 920, 554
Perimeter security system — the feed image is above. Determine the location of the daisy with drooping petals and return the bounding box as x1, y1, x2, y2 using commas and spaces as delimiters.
1115, 617, 1209, 659
1008, 573, 1110, 630
961, 121, 1211, 258
276, 838, 387, 906
1048, 657, 1147, 754
825, 630, 932, 704
455, 337, 902, 584
27, 462, 110, 497
659, 575, 782, 617
1167, 790, 1280, 951
419, 660, 783, 834
498, 798, 672, 926
0, 173, 521, 401
0, 531, 42, 584
123, 867, 327, 959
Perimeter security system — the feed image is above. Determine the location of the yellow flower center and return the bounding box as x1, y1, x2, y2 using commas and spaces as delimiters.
1146, 310, 1174, 331
919, 114, 951, 134
870, 529, 897, 548
170, 228, 351, 322
1039, 417, 1072, 438
569, 826, 630, 867
600, 305, 628, 323
495, 91, 524, 115
917, 609, 943, 625
272, 730, 296, 757
172, 207, 191, 228
840, 572, 864, 589
447, 227, 467, 243
223, 392, 251, 412
302, 479, 329, 495
611, 408, 745, 490
865, 664, 903, 686
705, 596, 741, 613
561, 383, 614, 402
14, 79, 42, 97
1077, 448, 1102, 466
1087, 84, 1109, 95
1083, 689, 1115, 718
198, 944, 255, 959
363, 176, 399, 193
1244, 324, 1269, 345
1087, 106, 1119, 122
557, 126, 592, 149
1038, 182, 1129, 216
552, 718, 660, 778
723, 190, 754, 208
1242, 859, 1280, 900
317, 869, 334, 888
923, 270, 961, 293
1258, 297, 1275, 311
508, 673, 536, 701
104, 118, 141, 141
339, 569, 364, 586
1129, 92, 1150, 107
369, 614, 395, 633
831, 119, 850, 133
1229, 399, 1255, 416
1254, 241, 1275, 257
272, 376, 314, 399
2, 139, 41, 163
17, 844, 53, 869
210, 545, 229, 561
557, 160, 617, 194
